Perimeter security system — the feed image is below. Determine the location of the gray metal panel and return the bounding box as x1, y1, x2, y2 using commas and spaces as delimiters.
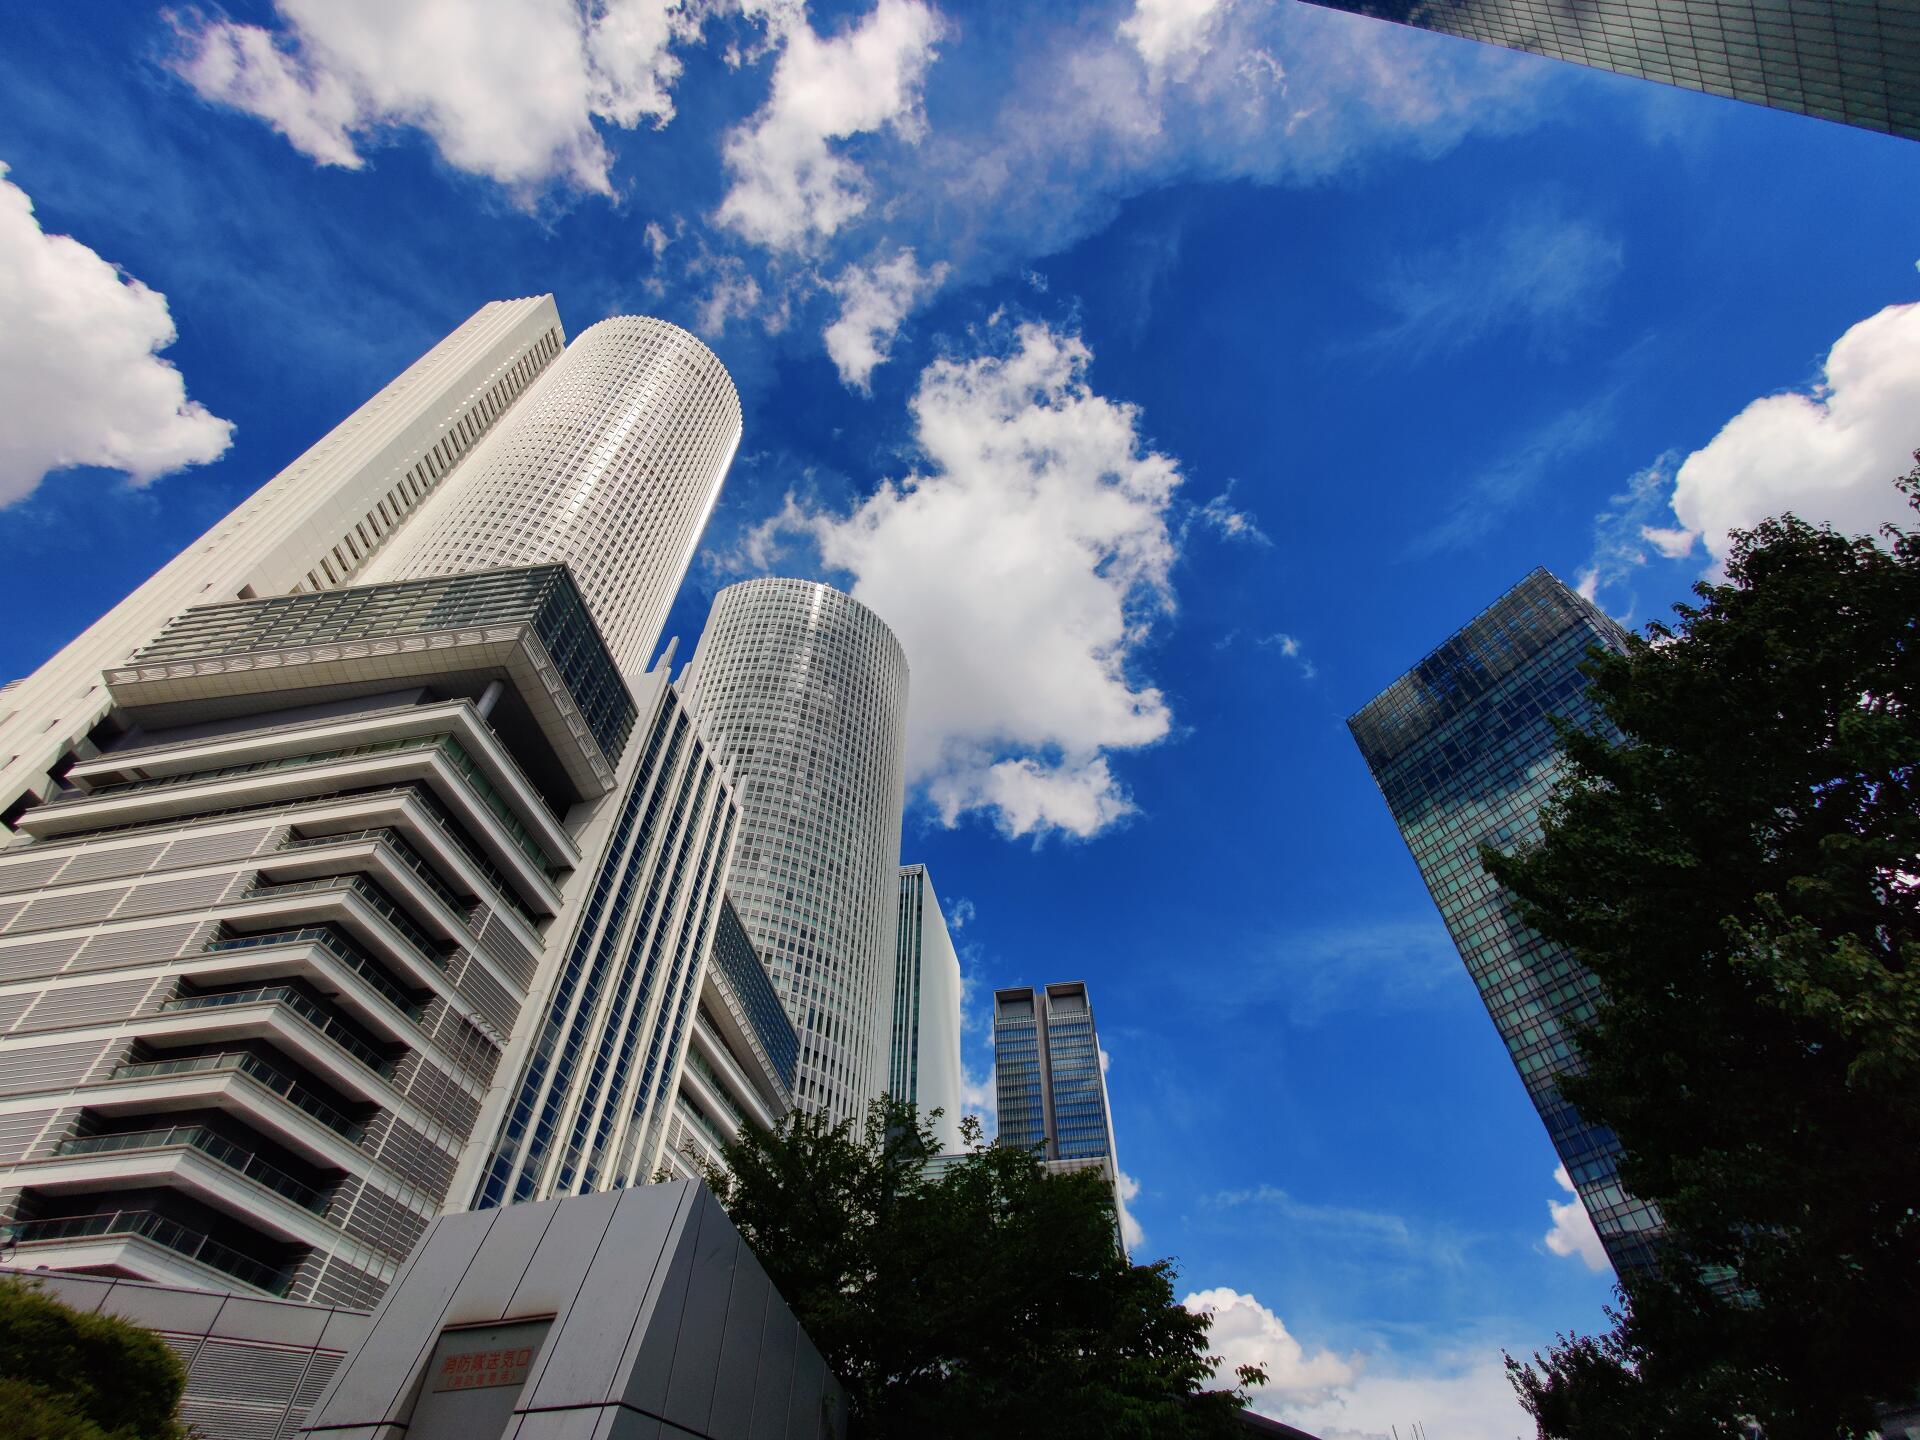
746, 1302, 797, 1440
525, 1183, 689, 1413
440, 1189, 562, 1327
305, 1208, 495, 1430
510, 1408, 607, 1440
786, 1329, 827, 1440
592, 1412, 663, 1440
97, 1276, 228, 1333
503, 1185, 622, 1320
19, 1271, 110, 1314
661, 1188, 740, 1433
707, 1243, 771, 1440
318, 1309, 374, 1353
214, 1293, 334, 1347
618, 1187, 703, 1420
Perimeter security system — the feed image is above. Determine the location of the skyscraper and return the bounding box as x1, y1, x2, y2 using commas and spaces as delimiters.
993, 981, 1123, 1244
367, 316, 742, 678
889, 864, 964, 1151
1348, 567, 1662, 1275
682, 579, 910, 1125
0, 299, 772, 1303
0, 296, 566, 829
1300, 0, 1919, 141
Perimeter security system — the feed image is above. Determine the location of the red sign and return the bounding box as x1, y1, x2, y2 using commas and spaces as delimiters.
431, 1344, 535, 1392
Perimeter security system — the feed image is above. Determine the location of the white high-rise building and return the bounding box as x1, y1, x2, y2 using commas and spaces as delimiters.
0, 299, 778, 1306
682, 580, 909, 1125
0, 297, 566, 828
890, 864, 964, 1151
368, 317, 741, 679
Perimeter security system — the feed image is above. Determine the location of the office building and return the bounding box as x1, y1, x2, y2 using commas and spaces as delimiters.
0, 298, 781, 1303
464, 665, 793, 1209
682, 579, 910, 1125
1348, 567, 1662, 1275
889, 864, 964, 1151
367, 315, 742, 678
0, 296, 566, 829
993, 982, 1123, 1241
1300, 0, 1918, 140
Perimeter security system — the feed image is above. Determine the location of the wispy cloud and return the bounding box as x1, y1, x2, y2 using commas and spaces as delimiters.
1219, 916, 1466, 1026
1361, 200, 1624, 363
1407, 394, 1614, 558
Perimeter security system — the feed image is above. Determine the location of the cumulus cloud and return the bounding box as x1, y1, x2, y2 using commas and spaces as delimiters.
1544, 1165, 1609, 1272
171, 0, 704, 199
1277, 1348, 1535, 1440
715, 0, 945, 250
823, 248, 949, 390
1183, 1288, 1360, 1398
744, 320, 1181, 840
1119, 0, 1235, 74
1667, 299, 1920, 568
1193, 483, 1270, 545
0, 164, 232, 507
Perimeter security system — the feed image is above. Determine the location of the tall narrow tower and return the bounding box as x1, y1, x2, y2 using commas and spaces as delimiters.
368, 317, 742, 678
1348, 567, 1663, 1276
682, 579, 910, 1124
891, 864, 964, 1151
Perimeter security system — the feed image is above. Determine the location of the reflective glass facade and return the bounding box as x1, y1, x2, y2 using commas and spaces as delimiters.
991, 982, 1115, 1166
137, 565, 636, 762
711, 896, 799, 1091
1349, 567, 1661, 1275
1303, 0, 1919, 140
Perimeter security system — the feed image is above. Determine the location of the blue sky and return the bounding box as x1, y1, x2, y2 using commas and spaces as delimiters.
2, 2, 1917, 1433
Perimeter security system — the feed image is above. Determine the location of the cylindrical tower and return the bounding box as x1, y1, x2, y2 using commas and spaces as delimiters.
369, 316, 741, 677
683, 578, 910, 1124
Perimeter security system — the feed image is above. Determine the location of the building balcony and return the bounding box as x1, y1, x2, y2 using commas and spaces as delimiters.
52, 1123, 332, 1215
28, 722, 577, 883
154, 984, 397, 1082
198, 925, 425, 1029
5, 1209, 293, 1296
97, 564, 634, 801
102, 1049, 366, 1145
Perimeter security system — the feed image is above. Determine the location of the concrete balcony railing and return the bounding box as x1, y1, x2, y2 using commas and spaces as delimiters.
54, 1123, 332, 1215
6, 1209, 292, 1295
204, 926, 425, 1023
161, 985, 396, 1079
107, 1050, 367, 1144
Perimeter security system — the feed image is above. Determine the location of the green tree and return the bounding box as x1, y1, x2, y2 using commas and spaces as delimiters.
0, 1276, 189, 1439
1492, 458, 1920, 1438
691, 1100, 1266, 1438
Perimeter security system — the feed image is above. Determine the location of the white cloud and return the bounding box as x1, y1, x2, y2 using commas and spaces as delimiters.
1116, 1167, 1147, 1250
822, 247, 949, 391
1544, 1165, 1609, 1273
1277, 1348, 1535, 1440
946, 896, 975, 929
1119, 0, 1235, 75
745, 320, 1180, 841
715, 0, 945, 250
1194, 484, 1270, 545
0, 165, 233, 507
171, 0, 704, 199
691, 254, 764, 336
1668, 299, 1920, 569
1182, 1288, 1361, 1399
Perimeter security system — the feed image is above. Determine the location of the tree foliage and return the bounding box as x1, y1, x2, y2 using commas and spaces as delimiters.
691, 1100, 1265, 1438
1492, 457, 1920, 1438
0, 1277, 189, 1439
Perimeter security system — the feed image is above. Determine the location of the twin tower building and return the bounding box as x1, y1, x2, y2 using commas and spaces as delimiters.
0, 298, 964, 1308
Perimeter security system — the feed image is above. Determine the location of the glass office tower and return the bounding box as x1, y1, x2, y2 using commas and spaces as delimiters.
889, 865, 964, 1151
1300, 0, 1918, 141
993, 981, 1124, 1248
1348, 568, 1662, 1275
